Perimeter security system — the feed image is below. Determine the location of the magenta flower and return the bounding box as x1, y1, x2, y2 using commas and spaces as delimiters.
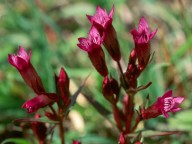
131, 17, 157, 67
55, 67, 71, 107
22, 93, 58, 113
155, 90, 184, 118
141, 90, 184, 119
8, 46, 45, 94
87, 6, 121, 61
77, 26, 108, 76
87, 6, 114, 30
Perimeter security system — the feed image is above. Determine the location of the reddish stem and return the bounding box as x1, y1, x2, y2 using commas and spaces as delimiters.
125, 93, 135, 134
112, 104, 124, 132
59, 109, 65, 144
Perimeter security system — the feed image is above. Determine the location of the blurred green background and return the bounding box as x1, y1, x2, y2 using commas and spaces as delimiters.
0, 0, 192, 143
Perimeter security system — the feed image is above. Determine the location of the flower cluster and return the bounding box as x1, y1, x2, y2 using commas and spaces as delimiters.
77, 5, 121, 77
8, 5, 185, 144
8, 46, 70, 113
77, 5, 185, 144
8, 46, 72, 143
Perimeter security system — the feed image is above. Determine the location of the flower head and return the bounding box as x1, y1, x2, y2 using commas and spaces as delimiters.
155, 90, 184, 118
78, 26, 103, 52
8, 46, 32, 70
22, 93, 58, 113
131, 17, 157, 66
8, 46, 45, 94
77, 26, 108, 76
87, 6, 114, 30
141, 90, 184, 119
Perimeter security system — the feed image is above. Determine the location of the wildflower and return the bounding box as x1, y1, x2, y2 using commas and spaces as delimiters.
87, 6, 114, 31
131, 17, 157, 68
77, 26, 108, 76
55, 67, 71, 108
87, 6, 121, 61
8, 46, 45, 94
141, 90, 184, 119
22, 93, 58, 113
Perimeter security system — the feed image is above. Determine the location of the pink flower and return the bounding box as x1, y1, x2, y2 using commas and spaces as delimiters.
77, 26, 108, 76
8, 46, 45, 94
87, 6, 121, 61
87, 6, 114, 30
141, 90, 184, 119
22, 93, 58, 113
156, 90, 184, 118
55, 68, 71, 107
131, 17, 157, 67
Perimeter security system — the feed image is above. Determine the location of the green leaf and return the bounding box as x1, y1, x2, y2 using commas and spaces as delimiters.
69, 73, 91, 108
80, 134, 116, 144
14, 117, 59, 124
2, 138, 29, 144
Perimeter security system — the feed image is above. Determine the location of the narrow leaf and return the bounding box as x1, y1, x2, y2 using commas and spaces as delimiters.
2, 138, 29, 144
14, 117, 59, 124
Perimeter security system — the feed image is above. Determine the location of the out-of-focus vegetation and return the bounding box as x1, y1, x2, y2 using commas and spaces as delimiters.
0, 0, 192, 143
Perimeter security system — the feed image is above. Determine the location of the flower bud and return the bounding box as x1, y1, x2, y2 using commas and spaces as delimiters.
102, 76, 119, 104
55, 68, 71, 107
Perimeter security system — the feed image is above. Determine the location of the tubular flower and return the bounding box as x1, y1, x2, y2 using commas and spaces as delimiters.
141, 90, 184, 119
87, 6, 114, 31
22, 93, 58, 113
8, 46, 45, 94
87, 6, 121, 61
55, 67, 71, 108
131, 17, 157, 68
77, 26, 108, 76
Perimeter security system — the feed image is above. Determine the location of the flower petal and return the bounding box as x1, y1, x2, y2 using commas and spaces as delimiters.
138, 17, 149, 32
174, 97, 184, 104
